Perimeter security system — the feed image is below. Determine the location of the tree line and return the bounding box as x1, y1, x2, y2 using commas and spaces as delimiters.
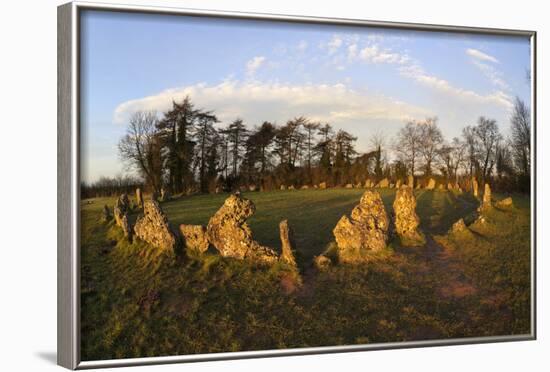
81, 95, 531, 197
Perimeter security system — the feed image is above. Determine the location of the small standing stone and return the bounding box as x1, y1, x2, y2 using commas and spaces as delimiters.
478, 183, 492, 212
472, 177, 479, 198
496, 197, 514, 208
407, 175, 414, 188
319, 182, 327, 189
279, 220, 297, 267
426, 178, 436, 190
133, 200, 180, 255
179, 224, 209, 254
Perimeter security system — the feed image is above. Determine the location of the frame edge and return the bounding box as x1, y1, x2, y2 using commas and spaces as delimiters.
58, 2, 77, 370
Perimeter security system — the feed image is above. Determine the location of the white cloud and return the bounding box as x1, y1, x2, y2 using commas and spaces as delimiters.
327, 36, 343, 55
399, 64, 513, 109
358, 44, 409, 64
113, 80, 432, 128
471, 60, 510, 91
297, 40, 308, 52
466, 48, 499, 63
246, 56, 266, 77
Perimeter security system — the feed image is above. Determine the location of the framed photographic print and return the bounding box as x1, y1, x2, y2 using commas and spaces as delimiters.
57, 1, 536, 369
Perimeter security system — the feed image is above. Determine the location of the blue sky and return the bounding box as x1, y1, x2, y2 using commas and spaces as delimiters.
80, 10, 531, 183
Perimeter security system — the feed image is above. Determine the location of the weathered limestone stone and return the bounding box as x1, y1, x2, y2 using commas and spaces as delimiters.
136, 188, 143, 209
179, 224, 209, 254
279, 220, 297, 267
113, 204, 131, 239
448, 218, 473, 238
426, 178, 436, 190
416, 183, 421, 189
393, 187, 425, 246
319, 182, 327, 189
134, 200, 179, 254
101, 205, 111, 223
389, 183, 395, 189
215, 186, 222, 194
496, 197, 514, 208
160, 187, 171, 202
407, 175, 414, 188
438, 184, 445, 191
249, 184, 257, 192
280, 185, 287, 190
206, 194, 278, 263
479, 183, 492, 211
313, 184, 319, 189
313, 255, 331, 271
447, 183, 453, 190
288, 185, 295, 190
377, 178, 389, 188
333, 190, 389, 262
472, 177, 479, 197
345, 183, 353, 189
301, 185, 309, 190
396, 180, 402, 189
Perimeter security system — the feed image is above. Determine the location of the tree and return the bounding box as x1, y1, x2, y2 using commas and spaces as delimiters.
156, 97, 198, 193
510, 97, 531, 177
118, 111, 164, 192
418, 117, 443, 176
473, 116, 502, 183
315, 123, 334, 170
226, 119, 249, 177
439, 137, 466, 183
303, 121, 320, 172
273, 117, 307, 169
394, 121, 422, 176
193, 111, 219, 192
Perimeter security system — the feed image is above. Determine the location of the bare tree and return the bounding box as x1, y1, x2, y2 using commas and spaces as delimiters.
439, 137, 466, 183
474, 116, 502, 183
510, 97, 531, 176
394, 121, 422, 176
418, 117, 444, 177
118, 111, 164, 192
303, 120, 320, 171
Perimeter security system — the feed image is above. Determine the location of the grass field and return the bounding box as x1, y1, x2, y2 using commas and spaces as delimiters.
80, 188, 531, 361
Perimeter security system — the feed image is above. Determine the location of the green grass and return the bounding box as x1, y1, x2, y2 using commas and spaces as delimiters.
80, 188, 531, 361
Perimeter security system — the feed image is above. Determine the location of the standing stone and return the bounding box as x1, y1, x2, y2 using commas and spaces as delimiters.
426, 178, 436, 190
447, 183, 453, 190
135, 188, 143, 209
206, 194, 278, 263
396, 180, 402, 189
280, 185, 287, 191
407, 175, 414, 188
101, 205, 111, 223
133, 200, 179, 255
179, 224, 209, 254
438, 184, 445, 191
377, 178, 389, 188
415, 183, 421, 189
279, 220, 297, 267
345, 183, 353, 189
113, 198, 131, 240
288, 185, 295, 190
333, 190, 389, 262
479, 183, 492, 212
319, 182, 327, 189
301, 185, 309, 190
472, 177, 479, 197
313, 255, 331, 271
393, 187, 425, 246
496, 197, 514, 208
313, 184, 319, 189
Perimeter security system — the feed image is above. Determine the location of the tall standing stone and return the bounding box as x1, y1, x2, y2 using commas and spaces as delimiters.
279, 220, 297, 267
333, 190, 389, 263
472, 177, 479, 198
426, 178, 436, 190
479, 183, 492, 212
179, 224, 209, 254
407, 175, 414, 188
135, 188, 143, 209
393, 187, 425, 246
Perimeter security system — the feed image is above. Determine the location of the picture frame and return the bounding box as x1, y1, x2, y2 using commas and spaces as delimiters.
58, 1, 537, 369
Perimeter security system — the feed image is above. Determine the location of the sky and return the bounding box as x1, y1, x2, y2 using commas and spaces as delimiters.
80, 9, 531, 183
